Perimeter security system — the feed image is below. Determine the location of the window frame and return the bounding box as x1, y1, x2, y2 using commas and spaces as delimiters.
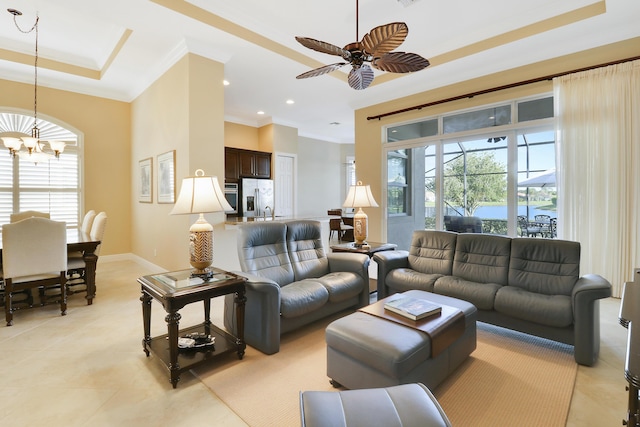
381, 94, 555, 238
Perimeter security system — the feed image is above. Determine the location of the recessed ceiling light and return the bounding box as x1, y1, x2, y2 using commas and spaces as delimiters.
223, 80, 230, 86
286, 99, 295, 105
257, 111, 265, 115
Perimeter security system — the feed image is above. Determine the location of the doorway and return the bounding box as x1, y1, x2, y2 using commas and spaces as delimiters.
274, 152, 296, 217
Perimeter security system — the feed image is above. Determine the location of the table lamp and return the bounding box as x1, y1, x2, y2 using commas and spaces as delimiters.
170, 169, 232, 278
343, 180, 379, 247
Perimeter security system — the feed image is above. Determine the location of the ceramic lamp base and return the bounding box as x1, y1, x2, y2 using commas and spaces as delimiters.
353, 208, 368, 246
189, 213, 213, 273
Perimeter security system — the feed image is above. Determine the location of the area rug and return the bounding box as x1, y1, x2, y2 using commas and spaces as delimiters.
194, 316, 577, 427
434, 323, 577, 427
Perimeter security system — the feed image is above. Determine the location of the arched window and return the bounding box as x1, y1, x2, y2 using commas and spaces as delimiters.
0, 112, 81, 228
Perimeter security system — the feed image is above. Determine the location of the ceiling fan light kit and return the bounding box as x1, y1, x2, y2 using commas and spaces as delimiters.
295, 1, 429, 90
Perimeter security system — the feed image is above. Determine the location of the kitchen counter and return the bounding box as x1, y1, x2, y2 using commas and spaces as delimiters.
224, 215, 332, 225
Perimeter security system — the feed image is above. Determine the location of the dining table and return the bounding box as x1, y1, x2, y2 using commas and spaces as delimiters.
0, 229, 101, 305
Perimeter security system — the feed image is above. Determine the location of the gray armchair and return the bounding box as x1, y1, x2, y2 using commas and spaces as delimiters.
224, 220, 370, 354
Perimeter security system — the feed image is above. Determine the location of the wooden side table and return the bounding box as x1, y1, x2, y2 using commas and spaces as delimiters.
330, 241, 397, 258
139, 268, 246, 388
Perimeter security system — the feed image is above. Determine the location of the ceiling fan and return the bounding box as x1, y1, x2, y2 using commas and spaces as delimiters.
295, 0, 430, 90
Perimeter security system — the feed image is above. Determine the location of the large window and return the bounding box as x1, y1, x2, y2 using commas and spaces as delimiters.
0, 112, 80, 228
387, 150, 410, 215
384, 96, 555, 246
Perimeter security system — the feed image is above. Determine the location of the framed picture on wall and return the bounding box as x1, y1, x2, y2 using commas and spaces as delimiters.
138, 157, 152, 203
157, 150, 176, 204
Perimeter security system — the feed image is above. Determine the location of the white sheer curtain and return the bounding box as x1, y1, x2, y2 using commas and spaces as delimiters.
554, 59, 640, 297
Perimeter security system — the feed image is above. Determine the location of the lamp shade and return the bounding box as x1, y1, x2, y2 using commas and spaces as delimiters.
170, 169, 232, 215
343, 181, 379, 208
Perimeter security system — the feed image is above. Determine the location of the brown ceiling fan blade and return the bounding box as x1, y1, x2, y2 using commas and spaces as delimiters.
348, 65, 374, 90
361, 22, 408, 56
372, 52, 430, 73
296, 63, 347, 79
295, 37, 350, 58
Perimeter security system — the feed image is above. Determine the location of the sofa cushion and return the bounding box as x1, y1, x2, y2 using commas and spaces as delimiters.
315, 272, 365, 303
408, 231, 457, 275
238, 222, 294, 286
452, 233, 511, 286
494, 286, 573, 327
280, 280, 329, 318
433, 276, 501, 310
386, 269, 442, 293
286, 220, 330, 281
509, 238, 579, 296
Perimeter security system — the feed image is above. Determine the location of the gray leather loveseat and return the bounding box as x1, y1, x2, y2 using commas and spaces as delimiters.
224, 220, 370, 355
373, 230, 612, 366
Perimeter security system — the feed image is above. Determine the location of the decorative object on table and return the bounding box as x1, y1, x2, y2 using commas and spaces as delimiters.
620, 270, 640, 426
178, 333, 215, 350
1, 9, 66, 164
157, 150, 176, 204
138, 157, 152, 203
295, 0, 429, 90
342, 180, 379, 246
170, 169, 233, 278
383, 294, 441, 321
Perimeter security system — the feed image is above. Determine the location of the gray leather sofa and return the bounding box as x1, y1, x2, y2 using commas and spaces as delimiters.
224, 220, 370, 355
373, 230, 612, 366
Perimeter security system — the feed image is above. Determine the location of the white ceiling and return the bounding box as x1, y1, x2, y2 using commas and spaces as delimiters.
0, 0, 638, 144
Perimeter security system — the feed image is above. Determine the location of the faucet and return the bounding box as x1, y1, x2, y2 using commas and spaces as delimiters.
264, 206, 272, 219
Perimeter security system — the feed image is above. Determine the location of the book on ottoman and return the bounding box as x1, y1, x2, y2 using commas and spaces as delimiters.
384, 295, 441, 321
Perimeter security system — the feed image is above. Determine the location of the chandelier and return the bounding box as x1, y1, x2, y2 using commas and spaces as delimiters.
1, 9, 65, 164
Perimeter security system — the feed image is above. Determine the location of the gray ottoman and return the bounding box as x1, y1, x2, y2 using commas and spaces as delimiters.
326, 290, 477, 390
300, 383, 452, 427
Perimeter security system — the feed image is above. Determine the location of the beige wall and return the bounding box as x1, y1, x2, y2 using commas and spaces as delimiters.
225, 122, 259, 150
0, 78, 131, 256
296, 136, 344, 217
131, 53, 225, 271
355, 37, 640, 242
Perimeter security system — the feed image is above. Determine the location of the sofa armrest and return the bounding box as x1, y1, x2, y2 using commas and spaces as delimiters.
372, 250, 410, 298
223, 271, 283, 355
572, 274, 613, 306
327, 252, 370, 280
571, 273, 612, 366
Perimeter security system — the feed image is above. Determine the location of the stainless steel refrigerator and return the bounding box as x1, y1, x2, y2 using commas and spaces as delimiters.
241, 178, 274, 218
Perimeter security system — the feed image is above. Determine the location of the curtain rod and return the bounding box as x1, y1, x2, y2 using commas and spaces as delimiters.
366, 55, 640, 121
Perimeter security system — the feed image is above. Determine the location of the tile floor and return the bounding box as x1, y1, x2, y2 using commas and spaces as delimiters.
0, 259, 632, 426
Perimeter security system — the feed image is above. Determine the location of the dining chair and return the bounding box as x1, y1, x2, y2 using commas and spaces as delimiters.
534, 214, 552, 237
549, 218, 558, 238
328, 209, 353, 242
67, 211, 107, 295
80, 210, 96, 235
63, 209, 97, 264
517, 215, 541, 237
2, 217, 67, 326
10, 210, 50, 223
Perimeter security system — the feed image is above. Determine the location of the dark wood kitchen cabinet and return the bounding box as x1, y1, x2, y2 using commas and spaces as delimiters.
225, 147, 271, 182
